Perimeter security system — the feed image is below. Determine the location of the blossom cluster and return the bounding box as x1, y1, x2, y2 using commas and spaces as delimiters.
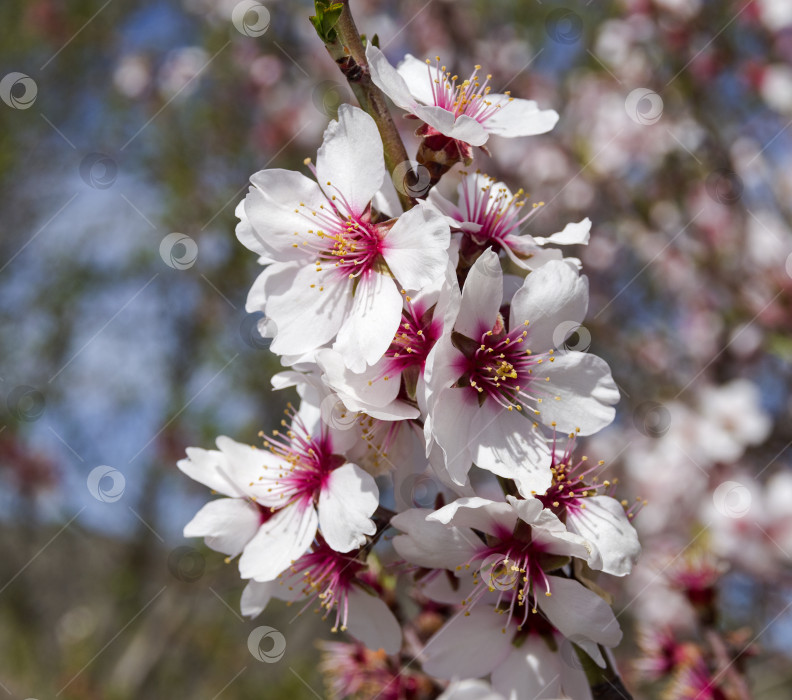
178, 47, 640, 698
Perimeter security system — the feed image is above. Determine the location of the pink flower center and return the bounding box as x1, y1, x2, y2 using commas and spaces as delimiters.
537, 437, 643, 521
425, 58, 509, 124
537, 443, 606, 516
453, 319, 554, 415
290, 539, 363, 633
295, 167, 388, 282
458, 176, 542, 246
459, 526, 558, 632
260, 406, 344, 509
384, 299, 441, 374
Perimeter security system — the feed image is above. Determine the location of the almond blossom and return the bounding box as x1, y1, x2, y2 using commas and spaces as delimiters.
179, 408, 379, 582
170, 8, 658, 696
366, 46, 559, 148
425, 250, 619, 492
431, 616, 596, 700
390, 497, 622, 690
536, 436, 641, 576
428, 171, 591, 269
391, 496, 620, 652
240, 537, 402, 654
237, 103, 450, 371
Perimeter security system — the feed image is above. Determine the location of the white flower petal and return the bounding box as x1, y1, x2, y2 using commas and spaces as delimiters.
317, 349, 399, 409
240, 579, 276, 618
334, 271, 403, 372
244, 266, 270, 314
215, 435, 283, 494
439, 680, 505, 700
428, 497, 518, 537
240, 169, 327, 259
534, 218, 592, 247
472, 407, 553, 495
529, 352, 619, 435
382, 204, 450, 292
366, 45, 421, 112
510, 260, 589, 354
178, 446, 238, 497
426, 187, 463, 224
316, 104, 385, 214
372, 175, 404, 220
491, 636, 563, 700
537, 576, 622, 662
413, 103, 489, 146
184, 498, 260, 557
528, 507, 592, 560
483, 96, 559, 137
318, 463, 378, 552
391, 508, 479, 570
417, 569, 476, 605
444, 111, 490, 146
424, 328, 465, 416
365, 400, 422, 421
394, 53, 440, 105
503, 495, 544, 525
567, 496, 641, 576
502, 237, 564, 271
431, 388, 477, 485
422, 606, 514, 680
239, 503, 318, 582
261, 262, 353, 358
241, 569, 307, 617
455, 248, 503, 340
368, 399, 421, 421
240, 580, 286, 616
345, 588, 403, 654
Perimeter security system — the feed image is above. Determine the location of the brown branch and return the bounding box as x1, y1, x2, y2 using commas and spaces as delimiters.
320, 1, 414, 212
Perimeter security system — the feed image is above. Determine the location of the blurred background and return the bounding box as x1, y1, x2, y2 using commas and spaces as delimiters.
1, 0, 792, 697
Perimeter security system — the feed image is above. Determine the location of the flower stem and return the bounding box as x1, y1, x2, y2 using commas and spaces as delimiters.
318, 1, 415, 212
574, 643, 634, 700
